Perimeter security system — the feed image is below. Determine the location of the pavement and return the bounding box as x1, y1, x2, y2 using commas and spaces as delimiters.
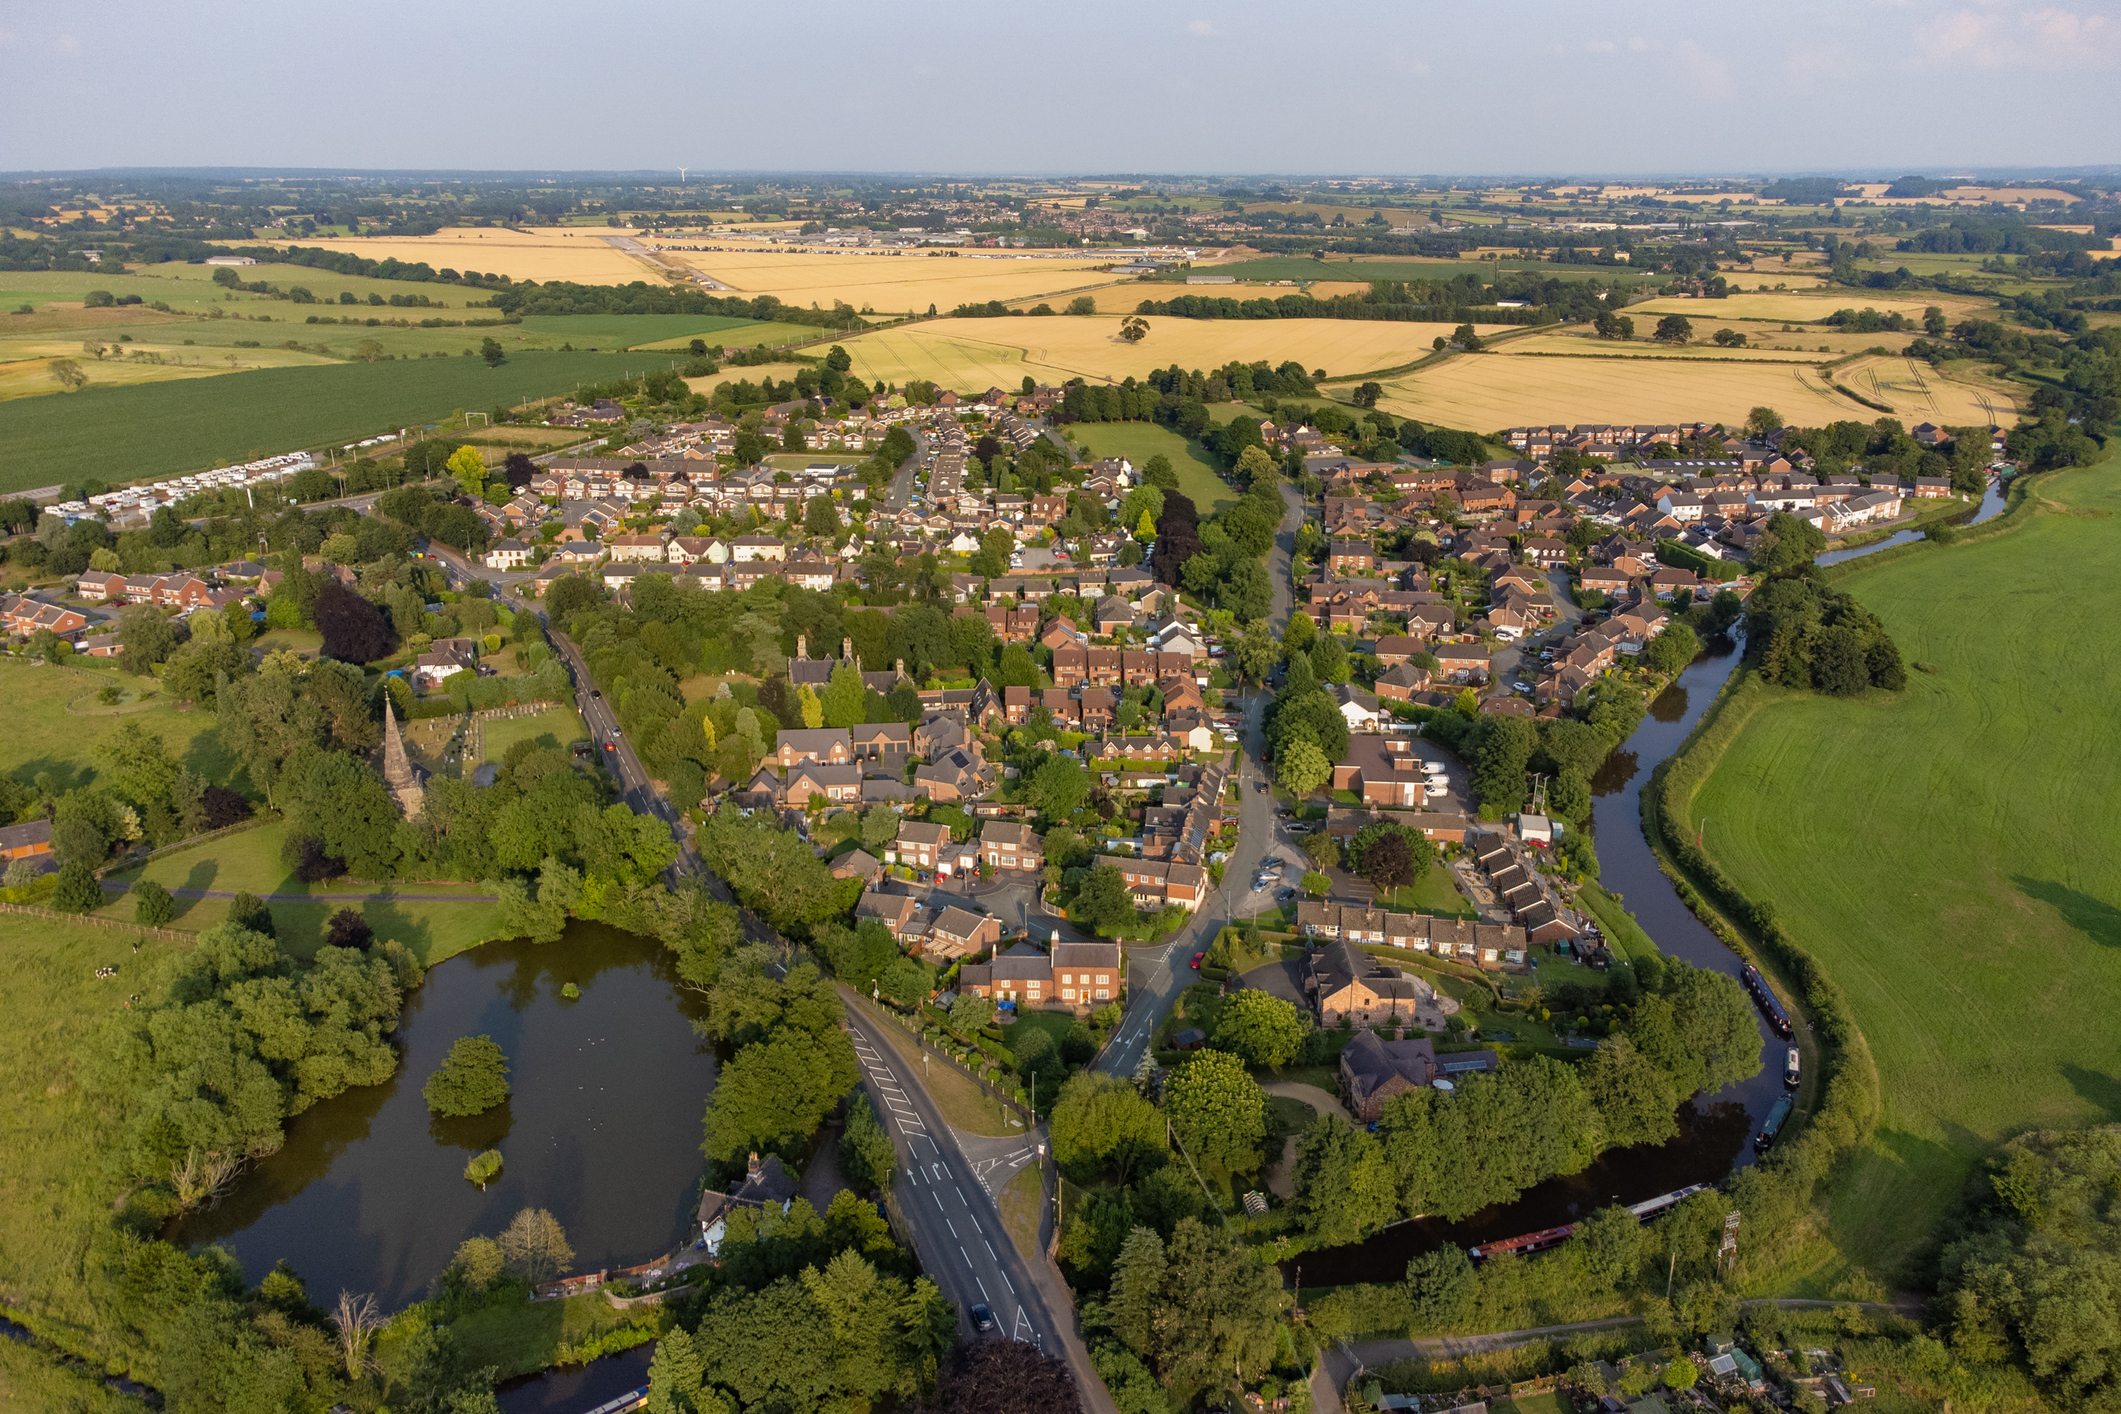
1095, 478, 1305, 1080
841, 995, 1118, 1414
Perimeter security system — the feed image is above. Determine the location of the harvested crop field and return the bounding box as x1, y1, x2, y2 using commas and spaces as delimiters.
834, 316, 1503, 390
1835, 354, 2020, 424
683, 363, 814, 394
252, 227, 660, 283
1376, 351, 1867, 428
663, 248, 1114, 313
1624, 291, 1995, 324
1500, 329, 1917, 363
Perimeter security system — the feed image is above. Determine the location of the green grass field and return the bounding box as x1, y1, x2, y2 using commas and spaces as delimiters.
627, 320, 838, 352
0, 660, 239, 794
480, 704, 589, 763
0, 913, 195, 1344
0, 350, 646, 491
1688, 461, 2121, 1285
0, 261, 497, 314
1065, 422, 1236, 513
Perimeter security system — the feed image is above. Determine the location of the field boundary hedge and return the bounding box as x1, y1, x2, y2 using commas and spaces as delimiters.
1640, 666, 1883, 1279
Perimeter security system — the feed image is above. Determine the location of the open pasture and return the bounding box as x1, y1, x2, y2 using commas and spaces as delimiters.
834, 315, 1504, 391
252, 227, 660, 284
1687, 461, 2121, 1282
626, 320, 837, 351
1, 261, 499, 314
662, 247, 1114, 313
1376, 350, 1867, 429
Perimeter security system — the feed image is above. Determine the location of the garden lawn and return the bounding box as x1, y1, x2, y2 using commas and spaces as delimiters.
446, 1291, 659, 1380
1065, 422, 1236, 514
0, 915, 194, 1346
1378, 865, 1478, 918
1688, 460, 2121, 1285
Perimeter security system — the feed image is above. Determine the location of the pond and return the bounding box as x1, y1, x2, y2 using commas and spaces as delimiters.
174, 922, 716, 1307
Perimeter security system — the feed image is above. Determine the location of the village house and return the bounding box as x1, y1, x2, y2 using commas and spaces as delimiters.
980, 820, 1044, 874
1339, 1030, 1502, 1122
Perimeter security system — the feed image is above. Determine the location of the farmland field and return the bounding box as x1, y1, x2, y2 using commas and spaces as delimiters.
662, 247, 1115, 313
250, 227, 661, 283
1623, 291, 1997, 325
1375, 350, 1870, 429
514, 314, 822, 350
834, 315, 1503, 391
1195, 255, 1662, 286
1684, 460, 2121, 1283
1836, 354, 2020, 424
1064, 423, 1236, 513
0, 350, 643, 491
683, 363, 813, 394
0, 260, 500, 314
1500, 328, 1918, 363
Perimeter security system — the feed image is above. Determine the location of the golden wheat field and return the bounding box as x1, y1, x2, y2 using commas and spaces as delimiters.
1837, 355, 2021, 425
1624, 291, 1991, 325
683, 363, 815, 394
831, 316, 1509, 391
250, 227, 660, 283
1502, 328, 1919, 362
660, 248, 1115, 313
1376, 353, 1882, 430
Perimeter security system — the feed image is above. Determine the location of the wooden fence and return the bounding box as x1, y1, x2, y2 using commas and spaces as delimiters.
98, 817, 270, 880
0, 900, 191, 944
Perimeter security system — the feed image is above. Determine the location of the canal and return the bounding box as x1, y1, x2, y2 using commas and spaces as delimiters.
1291, 481, 2008, 1284
174, 922, 716, 1307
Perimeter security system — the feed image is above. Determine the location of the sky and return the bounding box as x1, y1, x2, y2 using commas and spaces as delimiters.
4, 0, 2118, 176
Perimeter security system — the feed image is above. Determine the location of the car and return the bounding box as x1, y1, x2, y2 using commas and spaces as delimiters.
590, 689, 601, 698
1263, 856, 1286, 869
1190, 952, 1204, 969
1277, 887, 1297, 901
970, 1303, 995, 1333
1513, 680, 1531, 692
1255, 781, 1268, 793
603, 740, 616, 752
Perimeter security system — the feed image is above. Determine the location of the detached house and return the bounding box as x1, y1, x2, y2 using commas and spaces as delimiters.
980, 821, 1044, 874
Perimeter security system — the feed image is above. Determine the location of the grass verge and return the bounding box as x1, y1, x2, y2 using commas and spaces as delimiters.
854, 1001, 1023, 1139
999, 1164, 1044, 1267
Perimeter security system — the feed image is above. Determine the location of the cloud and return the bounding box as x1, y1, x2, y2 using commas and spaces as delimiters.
1912, 4, 2119, 68
1670, 38, 1735, 100
1185, 19, 1214, 36
1627, 36, 1649, 51
1585, 38, 1617, 53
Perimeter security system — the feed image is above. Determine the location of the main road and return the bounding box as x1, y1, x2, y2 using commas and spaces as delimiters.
839, 996, 1118, 1412
1096, 478, 1305, 1079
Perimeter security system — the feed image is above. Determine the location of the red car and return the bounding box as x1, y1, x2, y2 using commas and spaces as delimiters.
1191, 952, 1204, 969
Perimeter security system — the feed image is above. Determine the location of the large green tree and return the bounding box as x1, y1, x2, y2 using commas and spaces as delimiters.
423, 1035, 511, 1117
1210, 991, 1309, 1070
1289, 1113, 1398, 1245
1162, 1049, 1267, 1172
1050, 1070, 1167, 1184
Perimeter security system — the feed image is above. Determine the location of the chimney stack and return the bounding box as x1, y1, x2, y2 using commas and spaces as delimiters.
843, 636, 854, 662
796, 635, 807, 660
895, 658, 906, 678
747, 1152, 761, 1180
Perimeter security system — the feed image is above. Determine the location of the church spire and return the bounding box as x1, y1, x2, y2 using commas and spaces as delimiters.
380, 693, 425, 819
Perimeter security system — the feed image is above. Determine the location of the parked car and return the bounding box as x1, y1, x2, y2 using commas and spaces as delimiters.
1190, 952, 1204, 969
1276, 887, 1297, 901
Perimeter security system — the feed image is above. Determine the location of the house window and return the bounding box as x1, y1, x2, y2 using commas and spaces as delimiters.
1061, 988, 1075, 1001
